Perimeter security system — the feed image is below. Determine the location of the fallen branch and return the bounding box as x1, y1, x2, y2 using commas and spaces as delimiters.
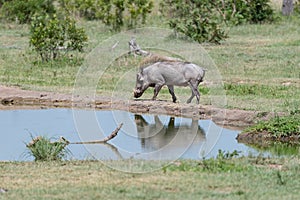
128, 38, 183, 63
70, 123, 123, 144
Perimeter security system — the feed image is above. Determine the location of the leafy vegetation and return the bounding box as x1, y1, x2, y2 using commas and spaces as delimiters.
0, 0, 299, 109
26, 135, 70, 161
243, 114, 300, 138
235, 0, 276, 24
29, 14, 88, 61
160, 0, 228, 44
58, 0, 153, 30
0, 0, 56, 24
160, 0, 276, 44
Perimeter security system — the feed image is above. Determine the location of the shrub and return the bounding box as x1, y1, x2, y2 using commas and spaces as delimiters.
58, 0, 100, 20
0, 0, 55, 24
58, 0, 153, 31
216, 0, 275, 25
126, 0, 154, 28
26, 136, 70, 161
245, 0, 275, 23
29, 14, 88, 61
160, 0, 275, 44
243, 114, 300, 138
160, 0, 228, 44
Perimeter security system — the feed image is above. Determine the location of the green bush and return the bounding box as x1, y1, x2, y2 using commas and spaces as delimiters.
243, 114, 300, 138
29, 14, 88, 61
0, 0, 55, 24
126, 0, 154, 28
58, 0, 153, 31
58, 0, 100, 20
160, 0, 228, 44
160, 0, 275, 44
246, 0, 275, 23
214, 0, 275, 25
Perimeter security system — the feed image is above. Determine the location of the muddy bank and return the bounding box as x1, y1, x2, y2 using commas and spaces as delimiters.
0, 85, 278, 128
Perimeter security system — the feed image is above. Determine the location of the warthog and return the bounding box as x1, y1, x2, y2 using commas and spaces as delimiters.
133, 61, 205, 104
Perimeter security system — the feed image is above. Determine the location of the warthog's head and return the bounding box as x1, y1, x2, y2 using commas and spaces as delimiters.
134, 72, 145, 98
133, 89, 143, 98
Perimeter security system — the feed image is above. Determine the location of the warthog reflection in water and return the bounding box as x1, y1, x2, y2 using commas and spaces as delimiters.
134, 114, 206, 152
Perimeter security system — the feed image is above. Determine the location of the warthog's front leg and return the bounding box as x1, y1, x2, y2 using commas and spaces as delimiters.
152, 84, 163, 101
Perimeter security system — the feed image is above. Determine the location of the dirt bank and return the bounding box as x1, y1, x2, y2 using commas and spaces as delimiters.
0, 85, 278, 128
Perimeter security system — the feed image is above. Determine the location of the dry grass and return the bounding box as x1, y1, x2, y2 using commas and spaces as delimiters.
1, 158, 300, 199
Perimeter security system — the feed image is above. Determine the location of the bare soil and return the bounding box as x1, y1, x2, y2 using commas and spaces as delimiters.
0, 85, 279, 129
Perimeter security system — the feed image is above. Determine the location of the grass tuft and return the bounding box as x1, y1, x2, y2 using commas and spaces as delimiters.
26, 135, 70, 161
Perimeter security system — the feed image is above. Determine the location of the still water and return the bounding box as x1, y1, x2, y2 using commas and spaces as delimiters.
0, 108, 261, 161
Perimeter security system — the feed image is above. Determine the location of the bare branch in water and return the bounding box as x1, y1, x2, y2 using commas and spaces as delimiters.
71, 123, 123, 144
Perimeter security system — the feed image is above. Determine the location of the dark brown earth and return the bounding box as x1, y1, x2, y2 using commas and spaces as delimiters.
0, 85, 279, 129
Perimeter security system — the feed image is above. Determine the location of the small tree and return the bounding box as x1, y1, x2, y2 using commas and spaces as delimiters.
160, 0, 275, 44
29, 14, 88, 61
160, 0, 228, 44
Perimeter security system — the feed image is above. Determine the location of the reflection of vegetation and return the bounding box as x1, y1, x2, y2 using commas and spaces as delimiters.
26, 135, 70, 161
248, 142, 300, 157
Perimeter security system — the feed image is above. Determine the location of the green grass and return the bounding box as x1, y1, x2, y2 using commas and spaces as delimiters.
1, 156, 300, 199
242, 113, 300, 138
0, 2, 299, 111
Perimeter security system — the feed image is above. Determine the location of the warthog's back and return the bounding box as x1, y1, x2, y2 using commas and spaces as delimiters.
142, 62, 205, 86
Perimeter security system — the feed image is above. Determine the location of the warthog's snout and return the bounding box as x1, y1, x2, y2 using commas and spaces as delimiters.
134, 89, 143, 98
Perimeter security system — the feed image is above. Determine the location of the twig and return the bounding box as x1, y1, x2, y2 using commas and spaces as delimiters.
231, 1, 237, 19
70, 123, 123, 144
111, 41, 119, 51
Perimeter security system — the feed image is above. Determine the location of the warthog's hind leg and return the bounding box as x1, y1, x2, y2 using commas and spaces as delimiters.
186, 93, 195, 104
167, 85, 177, 103
187, 81, 200, 104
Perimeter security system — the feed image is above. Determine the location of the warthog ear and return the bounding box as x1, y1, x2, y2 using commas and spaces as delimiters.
137, 72, 144, 81
140, 67, 144, 74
